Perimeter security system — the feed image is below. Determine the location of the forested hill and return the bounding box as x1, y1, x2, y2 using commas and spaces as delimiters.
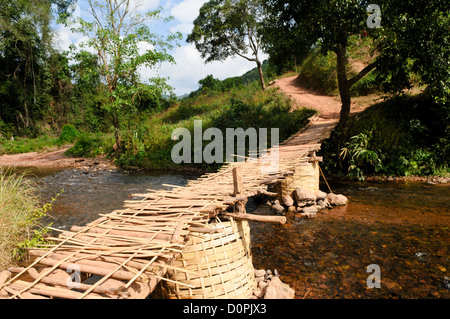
185, 60, 271, 99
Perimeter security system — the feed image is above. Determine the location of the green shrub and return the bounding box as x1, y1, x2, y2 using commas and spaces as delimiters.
297, 49, 338, 95
350, 70, 381, 97
64, 133, 113, 158
322, 94, 449, 179
115, 84, 317, 170
57, 124, 80, 144
0, 135, 60, 155
339, 131, 383, 181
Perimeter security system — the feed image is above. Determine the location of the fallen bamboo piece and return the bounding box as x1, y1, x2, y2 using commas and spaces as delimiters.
170, 223, 185, 243
222, 213, 286, 225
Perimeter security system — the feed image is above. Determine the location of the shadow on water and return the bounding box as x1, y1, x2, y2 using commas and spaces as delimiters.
249, 180, 450, 299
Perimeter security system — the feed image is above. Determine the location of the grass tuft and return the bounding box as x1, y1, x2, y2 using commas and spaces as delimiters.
0, 169, 53, 270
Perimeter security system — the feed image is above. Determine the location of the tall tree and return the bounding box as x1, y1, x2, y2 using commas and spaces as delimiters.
73, 0, 181, 152
263, 0, 450, 126
187, 0, 267, 90
0, 0, 74, 134
261, 9, 312, 75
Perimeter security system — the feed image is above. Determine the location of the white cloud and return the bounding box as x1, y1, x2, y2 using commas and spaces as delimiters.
140, 43, 268, 96
169, 0, 208, 35
52, 4, 84, 52
170, 0, 208, 24
129, 0, 160, 13
170, 23, 193, 34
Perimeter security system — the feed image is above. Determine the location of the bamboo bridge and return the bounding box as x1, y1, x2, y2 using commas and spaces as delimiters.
0, 116, 338, 299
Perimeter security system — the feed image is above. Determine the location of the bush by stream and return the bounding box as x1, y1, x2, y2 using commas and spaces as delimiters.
321, 94, 449, 180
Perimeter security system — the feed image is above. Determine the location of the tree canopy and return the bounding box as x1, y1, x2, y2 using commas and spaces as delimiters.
263, 0, 450, 125
0, 0, 74, 135
187, 0, 267, 90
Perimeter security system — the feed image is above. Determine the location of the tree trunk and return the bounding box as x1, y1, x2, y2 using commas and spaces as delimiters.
112, 113, 122, 156
23, 100, 30, 128
256, 60, 266, 91
335, 44, 351, 126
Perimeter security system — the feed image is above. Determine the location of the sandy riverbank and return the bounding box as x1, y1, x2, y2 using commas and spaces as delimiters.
0, 147, 115, 170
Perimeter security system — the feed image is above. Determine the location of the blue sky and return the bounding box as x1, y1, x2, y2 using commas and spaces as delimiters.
53, 0, 267, 96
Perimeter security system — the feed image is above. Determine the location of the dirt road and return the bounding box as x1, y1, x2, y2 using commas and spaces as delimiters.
272, 76, 342, 118
0, 147, 113, 170
272, 75, 376, 119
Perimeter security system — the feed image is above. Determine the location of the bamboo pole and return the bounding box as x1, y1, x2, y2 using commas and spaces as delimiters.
7, 251, 79, 299
2, 285, 49, 299
11, 280, 109, 299
36, 257, 146, 282
27, 268, 126, 296
222, 213, 286, 225
78, 229, 168, 299
0, 217, 109, 295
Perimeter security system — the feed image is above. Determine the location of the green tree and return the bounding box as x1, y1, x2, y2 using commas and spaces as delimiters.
187, 0, 267, 90
373, 1, 450, 106
263, 0, 450, 126
69, 50, 109, 131
261, 11, 312, 75
198, 75, 221, 92
0, 0, 74, 134
72, 0, 181, 152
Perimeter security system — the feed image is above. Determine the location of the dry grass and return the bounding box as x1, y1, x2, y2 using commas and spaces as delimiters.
0, 169, 42, 270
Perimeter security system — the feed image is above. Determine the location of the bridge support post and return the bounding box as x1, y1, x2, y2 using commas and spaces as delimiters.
271, 157, 320, 199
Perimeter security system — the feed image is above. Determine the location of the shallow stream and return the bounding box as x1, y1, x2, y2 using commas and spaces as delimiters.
27, 167, 450, 298
250, 180, 450, 298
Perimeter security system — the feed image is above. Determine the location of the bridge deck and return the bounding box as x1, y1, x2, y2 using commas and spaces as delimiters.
0, 116, 337, 299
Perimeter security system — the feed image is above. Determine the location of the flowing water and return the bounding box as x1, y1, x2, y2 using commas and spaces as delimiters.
28, 167, 197, 230
27, 167, 450, 299
250, 180, 450, 299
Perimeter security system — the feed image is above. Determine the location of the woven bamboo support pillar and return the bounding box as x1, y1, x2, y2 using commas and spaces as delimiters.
162, 218, 257, 299
289, 161, 320, 192
272, 161, 320, 199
